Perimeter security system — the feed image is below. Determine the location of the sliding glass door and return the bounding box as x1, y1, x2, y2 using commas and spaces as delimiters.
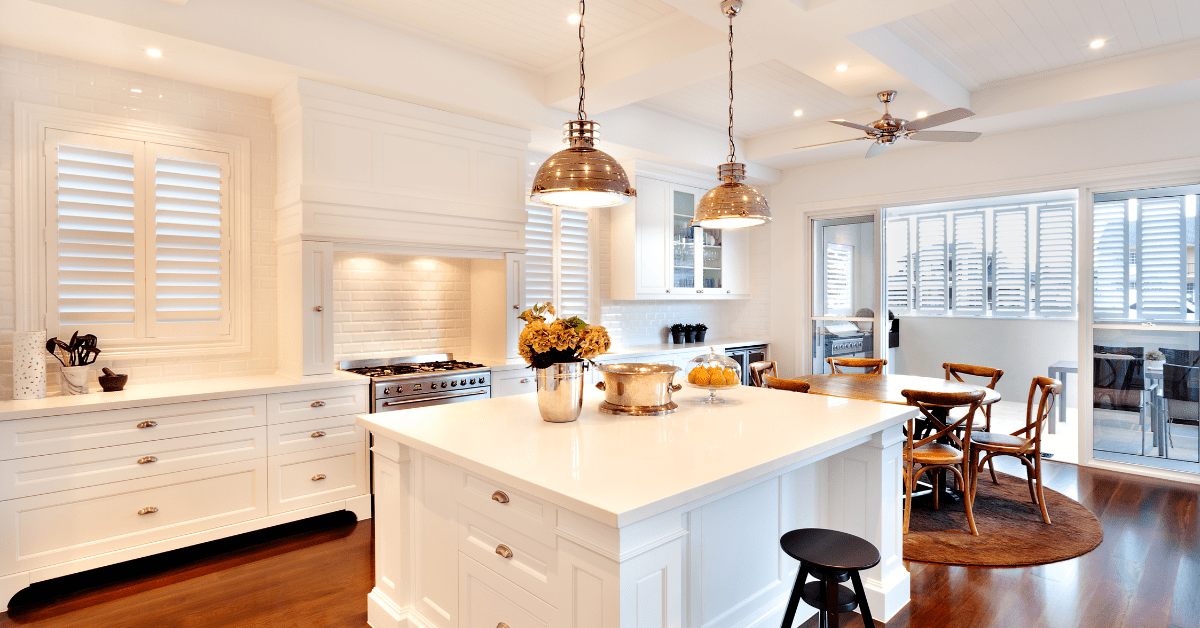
811, 215, 879, 374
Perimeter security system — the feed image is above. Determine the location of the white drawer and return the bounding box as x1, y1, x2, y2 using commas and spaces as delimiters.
0, 396, 267, 461
266, 386, 367, 425
492, 370, 536, 398
0, 427, 267, 499
266, 415, 364, 457
0, 458, 266, 575
460, 505, 557, 605
458, 473, 555, 547
459, 553, 557, 628
267, 441, 367, 515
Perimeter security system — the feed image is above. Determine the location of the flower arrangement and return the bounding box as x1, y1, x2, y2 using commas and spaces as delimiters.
1146, 350, 1166, 362
517, 302, 611, 369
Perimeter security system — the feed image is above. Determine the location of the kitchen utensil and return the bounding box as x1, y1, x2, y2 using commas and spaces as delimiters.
99, 367, 128, 392
79, 346, 101, 366
45, 339, 68, 367
594, 363, 682, 416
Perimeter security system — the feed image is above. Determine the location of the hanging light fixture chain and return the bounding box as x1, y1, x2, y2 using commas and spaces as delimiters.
578, 0, 587, 120
727, 14, 735, 163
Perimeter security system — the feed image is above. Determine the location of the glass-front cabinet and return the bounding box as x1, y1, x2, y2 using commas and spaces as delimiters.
671, 187, 723, 294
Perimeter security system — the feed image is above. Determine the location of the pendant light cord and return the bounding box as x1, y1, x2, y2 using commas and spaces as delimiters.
578, 0, 587, 121
727, 14, 736, 163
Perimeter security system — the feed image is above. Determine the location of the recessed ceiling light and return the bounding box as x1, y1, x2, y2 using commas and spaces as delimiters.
835, 64, 848, 72
130, 88, 142, 93
916, 111, 928, 118
567, 13, 581, 24
793, 109, 803, 117
146, 48, 163, 58
1089, 39, 1105, 49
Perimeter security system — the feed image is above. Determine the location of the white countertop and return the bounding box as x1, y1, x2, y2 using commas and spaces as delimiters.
359, 383, 914, 528
0, 372, 369, 422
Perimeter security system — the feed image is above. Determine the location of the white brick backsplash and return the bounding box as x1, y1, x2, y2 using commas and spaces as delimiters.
332, 254, 473, 362
0, 45, 278, 397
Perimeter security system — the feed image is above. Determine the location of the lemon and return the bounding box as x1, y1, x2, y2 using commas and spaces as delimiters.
722, 367, 738, 386
694, 369, 711, 386
688, 367, 700, 384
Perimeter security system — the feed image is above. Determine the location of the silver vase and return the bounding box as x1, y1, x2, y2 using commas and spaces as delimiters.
536, 362, 586, 423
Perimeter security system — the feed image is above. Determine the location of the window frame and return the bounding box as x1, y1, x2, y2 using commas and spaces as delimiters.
15, 102, 252, 359
523, 203, 594, 321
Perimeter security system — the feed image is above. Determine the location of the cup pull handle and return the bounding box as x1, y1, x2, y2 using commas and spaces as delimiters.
137, 456, 158, 465
310, 401, 325, 408
495, 544, 513, 559
312, 474, 326, 481
138, 506, 158, 515
670, 383, 682, 392
595, 381, 606, 391
491, 490, 509, 504
311, 431, 326, 438
520, 378, 529, 383
137, 421, 157, 429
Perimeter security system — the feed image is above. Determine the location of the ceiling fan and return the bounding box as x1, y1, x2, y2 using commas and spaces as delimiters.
794, 90, 981, 158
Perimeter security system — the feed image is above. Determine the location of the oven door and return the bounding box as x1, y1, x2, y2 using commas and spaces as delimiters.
375, 387, 490, 412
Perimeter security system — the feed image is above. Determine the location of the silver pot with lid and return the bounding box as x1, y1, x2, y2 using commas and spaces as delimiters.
594, 363, 682, 416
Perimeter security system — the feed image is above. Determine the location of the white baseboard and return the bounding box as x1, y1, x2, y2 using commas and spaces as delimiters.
367, 589, 437, 628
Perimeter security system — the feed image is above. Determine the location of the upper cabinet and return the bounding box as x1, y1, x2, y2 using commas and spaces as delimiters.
611, 164, 749, 300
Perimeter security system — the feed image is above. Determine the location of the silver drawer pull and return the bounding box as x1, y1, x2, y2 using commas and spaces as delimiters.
495, 544, 513, 559
138, 506, 158, 515
137, 456, 158, 465
311, 430, 326, 438
491, 490, 509, 504
312, 473, 326, 481
137, 421, 157, 429
519, 379, 529, 383
310, 401, 326, 408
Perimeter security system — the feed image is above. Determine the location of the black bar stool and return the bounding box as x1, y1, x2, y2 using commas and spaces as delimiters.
779, 528, 879, 628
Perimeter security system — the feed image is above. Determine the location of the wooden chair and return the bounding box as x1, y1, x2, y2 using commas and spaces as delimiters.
764, 375, 809, 393
969, 377, 1061, 525
826, 357, 886, 374
901, 389, 985, 535
942, 363, 1003, 432
748, 361, 777, 387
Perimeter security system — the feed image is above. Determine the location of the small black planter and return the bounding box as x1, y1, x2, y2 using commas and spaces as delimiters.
695, 329, 707, 342
671, 332, 685, 344
684, 330, 696, 343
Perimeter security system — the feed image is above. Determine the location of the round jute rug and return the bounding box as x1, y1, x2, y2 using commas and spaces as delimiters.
904, 471, 1103, 567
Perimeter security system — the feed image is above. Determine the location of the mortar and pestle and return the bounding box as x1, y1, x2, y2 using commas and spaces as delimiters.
99, 368, 128, 392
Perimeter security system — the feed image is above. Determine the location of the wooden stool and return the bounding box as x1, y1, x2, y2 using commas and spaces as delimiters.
779, 528, 879, 628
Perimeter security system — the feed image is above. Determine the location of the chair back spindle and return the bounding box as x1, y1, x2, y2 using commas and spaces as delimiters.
826, 357, 886, 375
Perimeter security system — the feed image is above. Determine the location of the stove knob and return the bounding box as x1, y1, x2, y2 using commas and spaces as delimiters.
461, 379, 467, 386
441, 382, 448, 388
479, 376, 485, 384
470, 378, 476, 385
450, 380, 458, 387
383, 387, 391, 395
396, 385, 403, 394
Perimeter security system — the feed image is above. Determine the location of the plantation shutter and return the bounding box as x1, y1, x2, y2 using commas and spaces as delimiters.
915, 214, 948, 312
47, 130, 143, 338
1136, 195, 1188, 320
147, 144, 230, 337
558, 208, 589, 318
952, 211, 986, 313
992, 208, 1029, 316
824, 243, 853, 315
1092, 200, 1128, 318
1035, 203, 1076, 316
524, 205, 554, 308
885, 217, 911, 313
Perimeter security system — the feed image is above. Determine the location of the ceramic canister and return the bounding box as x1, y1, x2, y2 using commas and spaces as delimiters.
12, 331, 47, 400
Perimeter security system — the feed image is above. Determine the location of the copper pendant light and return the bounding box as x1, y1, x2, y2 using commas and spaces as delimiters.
692, 0, 770, 229
530, 0, 635, 208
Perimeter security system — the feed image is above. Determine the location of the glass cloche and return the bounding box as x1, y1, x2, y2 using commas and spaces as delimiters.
684, 348, 742, 404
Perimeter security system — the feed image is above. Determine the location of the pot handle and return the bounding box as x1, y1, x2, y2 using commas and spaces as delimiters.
670, 383, 682, 392
596, 382, 606, 391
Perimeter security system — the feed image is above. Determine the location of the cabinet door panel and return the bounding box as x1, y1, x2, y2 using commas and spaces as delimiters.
635, 178, 670, 295
459, 553, 557, 628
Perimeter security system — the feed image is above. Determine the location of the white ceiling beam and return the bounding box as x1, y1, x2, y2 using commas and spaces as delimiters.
845, 24, 969, 110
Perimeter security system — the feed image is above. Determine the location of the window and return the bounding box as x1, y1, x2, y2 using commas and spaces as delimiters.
525, 205, 590, 318
16, 103, 250, 357
1093, 184, 1200, 323
823, 243, 853, 316
884, 190, 1078, 318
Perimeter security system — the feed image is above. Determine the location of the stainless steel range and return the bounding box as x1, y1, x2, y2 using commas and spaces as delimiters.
339, 354, 491, 413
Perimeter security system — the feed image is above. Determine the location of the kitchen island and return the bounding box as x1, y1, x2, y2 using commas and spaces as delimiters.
358, 383, 916, 628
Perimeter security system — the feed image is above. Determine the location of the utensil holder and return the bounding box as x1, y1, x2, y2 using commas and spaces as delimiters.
60, 365, 91, 395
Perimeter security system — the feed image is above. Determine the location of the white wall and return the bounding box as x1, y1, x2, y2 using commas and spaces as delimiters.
892, 316, 1078, 404
0, 46, 278, 397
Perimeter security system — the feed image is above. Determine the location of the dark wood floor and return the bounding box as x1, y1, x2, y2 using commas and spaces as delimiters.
1, 458, 1196, 628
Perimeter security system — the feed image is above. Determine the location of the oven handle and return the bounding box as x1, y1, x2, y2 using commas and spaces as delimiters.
381, 389, 489, 407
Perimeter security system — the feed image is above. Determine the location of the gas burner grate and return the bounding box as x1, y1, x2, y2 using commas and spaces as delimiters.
344, 360, 486, 378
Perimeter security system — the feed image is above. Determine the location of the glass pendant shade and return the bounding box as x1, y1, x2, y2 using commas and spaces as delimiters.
531, 120, 635, 208
693, 162, 771, 229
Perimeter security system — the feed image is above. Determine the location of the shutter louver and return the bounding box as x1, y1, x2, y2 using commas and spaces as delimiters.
952, 211, 986, 313
558, 208, 589, 318
1136, 196, 1187, 320
824, 243, 853, 315
885, 217, 911, 313
525, 205, 554, 308
993, 208, 1029, 316
915, 214, 948, 312
1035, 203, 1076, 316
1092, 200, 1128, 318
53, 138, 139, 335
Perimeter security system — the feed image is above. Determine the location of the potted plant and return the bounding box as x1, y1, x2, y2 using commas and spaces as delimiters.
1146, 349, 1166, 371
684, 324, 697, 344
695, 323, 708, 342
517, 302, 611, 423
671, 323, 686, 344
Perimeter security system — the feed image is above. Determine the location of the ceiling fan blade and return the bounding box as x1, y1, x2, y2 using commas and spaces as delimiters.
792, 137, 866, 150
908, 130, 982, 142
865, 142, 888, 159
829, 119, 878, 133
905, 107, 974, 131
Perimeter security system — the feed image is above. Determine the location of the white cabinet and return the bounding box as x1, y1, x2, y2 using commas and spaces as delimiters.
611, 163, 749, 301
470, 252, 526, 365
278, 239, 335, 379
492, 368, 536, 398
